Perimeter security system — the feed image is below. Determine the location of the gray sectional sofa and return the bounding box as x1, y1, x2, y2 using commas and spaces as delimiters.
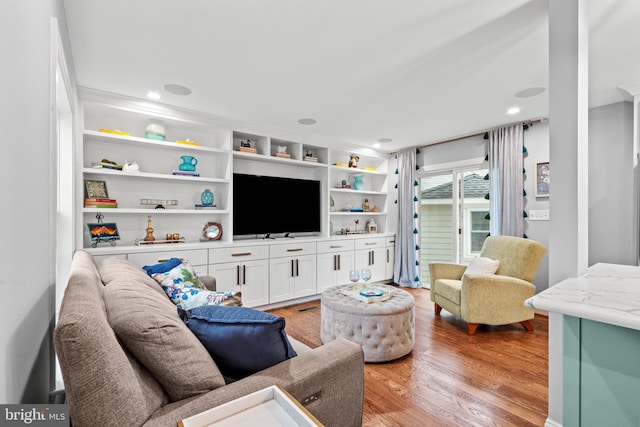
54, 250, 364, 427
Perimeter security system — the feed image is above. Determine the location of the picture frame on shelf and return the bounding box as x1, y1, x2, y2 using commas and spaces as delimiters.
85, 179, 109, 199
87, 222, 120, 247
535, 161, 550, 198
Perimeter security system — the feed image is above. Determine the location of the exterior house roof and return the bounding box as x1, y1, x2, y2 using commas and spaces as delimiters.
421, 173, 489, 199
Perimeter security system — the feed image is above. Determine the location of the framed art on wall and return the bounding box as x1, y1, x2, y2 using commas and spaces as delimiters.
535, 162, 550, 197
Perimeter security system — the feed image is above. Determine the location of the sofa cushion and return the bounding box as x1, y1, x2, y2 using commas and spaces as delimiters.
179, 305, 297, 382
463, 256, 500, 277
103, 278, 226, 401
98, 256, 166, 297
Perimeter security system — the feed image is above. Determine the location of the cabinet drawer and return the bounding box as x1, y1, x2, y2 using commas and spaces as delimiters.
209, 245, 269, 264
269, 241, 316, 258
355, 237, 386, 251
316, 239, 355, 254
127, 249, 208, 267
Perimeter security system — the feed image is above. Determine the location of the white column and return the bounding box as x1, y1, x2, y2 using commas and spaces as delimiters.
618, 82, 640, 266
547, 0, 590, 424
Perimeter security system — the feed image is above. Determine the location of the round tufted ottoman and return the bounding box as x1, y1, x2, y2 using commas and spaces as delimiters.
321, 284, 415, 363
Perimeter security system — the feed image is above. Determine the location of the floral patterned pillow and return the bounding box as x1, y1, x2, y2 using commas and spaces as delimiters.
148, 260, 242, 309
162, 285, 242, 310
150, 261, 205, 289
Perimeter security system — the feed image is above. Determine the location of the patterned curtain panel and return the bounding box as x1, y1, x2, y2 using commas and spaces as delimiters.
488, 124, 524, 237
393, 148, 423, 288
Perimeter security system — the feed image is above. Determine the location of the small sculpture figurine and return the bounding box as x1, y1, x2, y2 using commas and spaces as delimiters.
144, 215, 155, 242
348, 154, 359, 168
277, 145, 287, 154
240, 139, 252, 148
122, 160, 139, 172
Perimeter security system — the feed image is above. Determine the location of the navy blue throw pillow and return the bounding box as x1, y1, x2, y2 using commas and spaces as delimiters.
142, 257, 183, 276
178, 305, 297, 382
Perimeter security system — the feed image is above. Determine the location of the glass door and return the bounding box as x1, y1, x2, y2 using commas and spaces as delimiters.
419, 167, 489, 286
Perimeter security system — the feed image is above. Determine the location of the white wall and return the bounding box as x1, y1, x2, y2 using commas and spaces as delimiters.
0, 0, 75, 404
589, 102, 635, 265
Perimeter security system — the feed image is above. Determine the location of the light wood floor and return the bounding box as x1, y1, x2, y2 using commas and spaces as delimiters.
268, 287, 548, 427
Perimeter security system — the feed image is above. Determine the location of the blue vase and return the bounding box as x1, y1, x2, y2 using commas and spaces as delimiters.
352, 175, 364, 190
179, 155, 198, 171
201, 189, 214, 206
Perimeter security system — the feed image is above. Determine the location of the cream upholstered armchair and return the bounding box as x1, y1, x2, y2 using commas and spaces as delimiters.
429, 235, 546, 335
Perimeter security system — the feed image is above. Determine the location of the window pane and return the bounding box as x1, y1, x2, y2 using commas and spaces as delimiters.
471, 211, 489, 231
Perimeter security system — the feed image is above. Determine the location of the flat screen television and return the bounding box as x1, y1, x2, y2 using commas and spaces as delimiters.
233, 173, 321, 237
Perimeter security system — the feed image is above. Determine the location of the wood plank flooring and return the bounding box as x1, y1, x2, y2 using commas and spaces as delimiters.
268, 287, 548, 427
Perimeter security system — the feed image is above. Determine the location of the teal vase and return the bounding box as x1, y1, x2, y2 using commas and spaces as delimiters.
201, 189, 214, 206
352, 175, 364, 190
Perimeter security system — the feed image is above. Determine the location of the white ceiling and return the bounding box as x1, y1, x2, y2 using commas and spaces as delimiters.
62, 0, 640, 153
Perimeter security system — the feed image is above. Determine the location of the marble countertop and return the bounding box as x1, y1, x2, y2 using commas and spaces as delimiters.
525, 263, 640, 331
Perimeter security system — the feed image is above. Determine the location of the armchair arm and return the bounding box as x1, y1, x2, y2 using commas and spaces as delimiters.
428, 263, 467, 288
460, 274, 536, 325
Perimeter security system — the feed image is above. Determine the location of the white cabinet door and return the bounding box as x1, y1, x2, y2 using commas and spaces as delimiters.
355, 247, 386, 283
269, 254, 316, 303
269, 257, 296, 303
317, 251, 355, 292
293, 254, 316, 298
384, 245, 395, 282
209, 259, 269, 308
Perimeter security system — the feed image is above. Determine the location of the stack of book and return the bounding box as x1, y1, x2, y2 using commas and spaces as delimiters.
238, 146, 257, 154
273, 152, 291, 158
92, 161, 123, 170
303, 156, 318, 163
85, 198, 118, 208
172, 170, 200, 177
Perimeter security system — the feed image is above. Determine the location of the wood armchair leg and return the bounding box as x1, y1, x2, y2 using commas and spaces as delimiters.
434, 304, 442, 315
466, 323, 479, 335
520, 320, 534, 332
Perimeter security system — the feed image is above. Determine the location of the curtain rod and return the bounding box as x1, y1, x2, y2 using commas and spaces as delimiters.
388, 118, 544, 155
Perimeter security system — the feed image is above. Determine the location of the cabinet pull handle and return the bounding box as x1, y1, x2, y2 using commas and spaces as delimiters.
232, 252, 252, 257
291, 259, 295, 277
243, 265, 246, 285
296, 259, 300, 277
236, 265, 240, 286
333, 254, 337, 271
337, 254, 341, 270
330, 245, 344, 249
386, 249, 389, 262
287, 248, 304, 252
365, 242, 377, 246
372, 250, 375, 265
158, 257, 185, 262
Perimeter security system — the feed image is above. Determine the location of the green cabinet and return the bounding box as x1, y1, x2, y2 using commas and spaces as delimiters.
563, 316, 640, 426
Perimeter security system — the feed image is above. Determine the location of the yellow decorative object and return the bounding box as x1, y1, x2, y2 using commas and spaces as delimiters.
99, 128, 131, 136
176, 139, 200, 146
335, 163, 348, 167
364, 167, 376, 171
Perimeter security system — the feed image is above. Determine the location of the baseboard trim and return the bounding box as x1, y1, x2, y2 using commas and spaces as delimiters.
545, 417, 562, 427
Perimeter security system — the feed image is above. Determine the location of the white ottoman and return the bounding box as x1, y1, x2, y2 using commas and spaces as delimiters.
321, 284, 415, 363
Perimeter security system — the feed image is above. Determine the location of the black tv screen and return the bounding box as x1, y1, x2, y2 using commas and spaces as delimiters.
233, 173, 321, 236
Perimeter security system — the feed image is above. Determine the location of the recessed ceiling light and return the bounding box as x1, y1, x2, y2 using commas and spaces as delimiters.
377, 138, 393, 143
507, 107, 520, 115
146, 91, 161, 100
297, 118, 317, 125
515, 87, 546, 98
164, 84, 192, 96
